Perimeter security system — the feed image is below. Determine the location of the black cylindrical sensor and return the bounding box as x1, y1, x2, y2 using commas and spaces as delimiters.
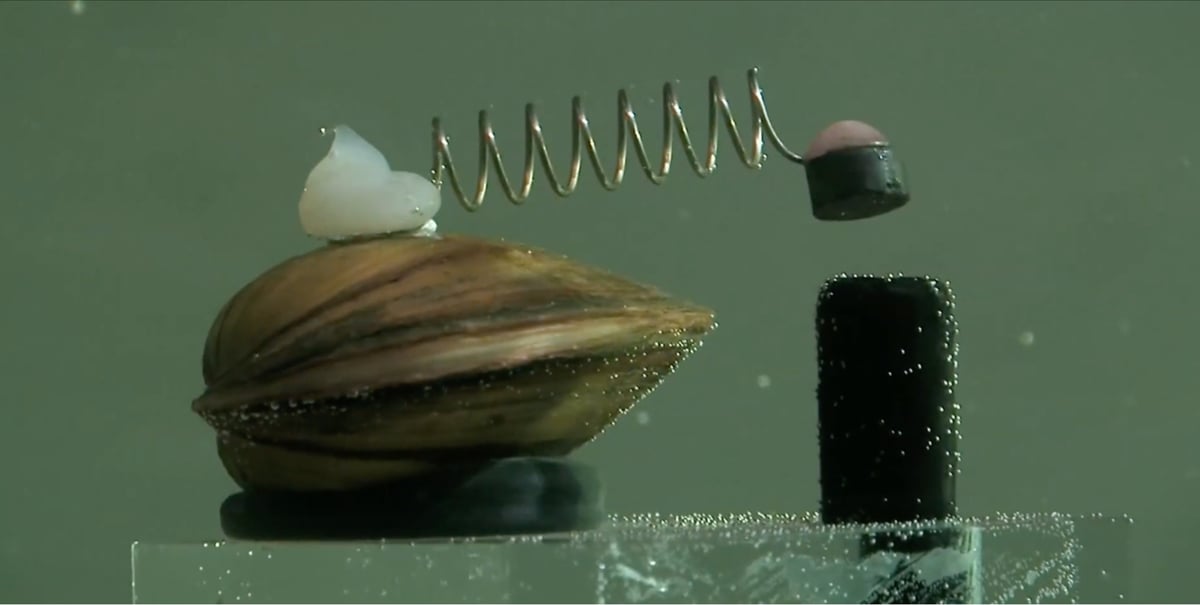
806, 145, 909, 221
802, 121, 909, 221
816, 275, 960, 525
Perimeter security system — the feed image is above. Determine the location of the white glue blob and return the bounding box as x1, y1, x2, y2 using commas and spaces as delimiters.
298, 125, 441, 240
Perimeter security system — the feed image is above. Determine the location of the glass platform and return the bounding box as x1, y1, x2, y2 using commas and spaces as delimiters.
131, 512, 1130, 603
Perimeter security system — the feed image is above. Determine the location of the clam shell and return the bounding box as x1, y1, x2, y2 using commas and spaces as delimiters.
193, 234, 715, 492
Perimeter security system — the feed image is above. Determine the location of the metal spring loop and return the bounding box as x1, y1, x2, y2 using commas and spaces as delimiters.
431, 67, 806, 212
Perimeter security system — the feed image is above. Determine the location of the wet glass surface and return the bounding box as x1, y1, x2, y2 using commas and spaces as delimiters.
132, 513, 1130, 603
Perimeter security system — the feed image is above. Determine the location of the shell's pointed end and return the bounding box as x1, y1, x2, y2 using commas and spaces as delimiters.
298, 124, 442, 242
804, 120, 910, 222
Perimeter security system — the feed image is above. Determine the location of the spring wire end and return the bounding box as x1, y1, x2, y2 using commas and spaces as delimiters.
430, 67, 809, 213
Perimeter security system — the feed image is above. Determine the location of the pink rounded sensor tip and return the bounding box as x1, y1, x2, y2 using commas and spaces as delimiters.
804, 120, 888, 160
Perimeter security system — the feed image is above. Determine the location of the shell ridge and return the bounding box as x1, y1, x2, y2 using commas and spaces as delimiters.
205, 348, 693, 463
222, 290, 692, 387
193, 309, 712, 415
207, 240, 487, 385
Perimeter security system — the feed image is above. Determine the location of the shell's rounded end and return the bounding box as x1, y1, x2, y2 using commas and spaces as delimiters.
804, 120, 889, 160
803, 120, 909, 221
298, 124, 442, 241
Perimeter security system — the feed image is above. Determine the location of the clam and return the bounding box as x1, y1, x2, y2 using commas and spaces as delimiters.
192, 126, 716, 493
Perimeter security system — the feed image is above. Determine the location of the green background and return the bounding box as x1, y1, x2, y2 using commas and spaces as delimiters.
2, 0, 1197, 601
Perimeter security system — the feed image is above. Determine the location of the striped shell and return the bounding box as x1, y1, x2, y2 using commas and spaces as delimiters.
193, 234, 715, 492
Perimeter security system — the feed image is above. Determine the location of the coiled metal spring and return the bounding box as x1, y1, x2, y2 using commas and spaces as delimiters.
430, 67, 807, 212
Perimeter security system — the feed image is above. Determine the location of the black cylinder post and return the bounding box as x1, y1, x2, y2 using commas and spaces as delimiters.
815, 274, 976, 604
816, 274, 961, 524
